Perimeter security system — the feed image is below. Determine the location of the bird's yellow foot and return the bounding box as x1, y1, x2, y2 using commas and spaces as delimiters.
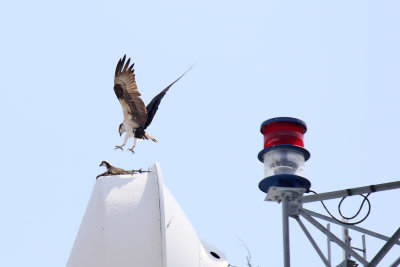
128, 148, 135, 153
115, 145, 124, 150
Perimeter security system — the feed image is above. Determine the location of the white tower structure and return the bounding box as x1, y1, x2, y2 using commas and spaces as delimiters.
67, 163, 228, 267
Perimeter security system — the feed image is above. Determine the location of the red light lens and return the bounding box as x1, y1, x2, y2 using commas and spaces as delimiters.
262, 121, 305, 148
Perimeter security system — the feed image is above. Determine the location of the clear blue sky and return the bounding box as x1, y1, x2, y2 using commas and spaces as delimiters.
1, 0, 400, 266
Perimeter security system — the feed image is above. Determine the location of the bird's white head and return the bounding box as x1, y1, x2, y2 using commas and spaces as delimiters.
118, 123, 126, 136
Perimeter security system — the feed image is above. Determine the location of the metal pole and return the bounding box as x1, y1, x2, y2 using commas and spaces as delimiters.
300, 210, 369, 266
342, 221, 351, 260
362, 235, 367, 259
327, 224, 331, 266
367, 227, 400, 267
296, 217, 330, 266
300, 180, 400, 203
282, 196, 290, 267
390, 256, 400, 267
303, 209, 400, 246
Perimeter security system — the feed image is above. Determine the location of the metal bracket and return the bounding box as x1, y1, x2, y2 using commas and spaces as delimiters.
265, 186, 306, 202
264, 180, 400, 266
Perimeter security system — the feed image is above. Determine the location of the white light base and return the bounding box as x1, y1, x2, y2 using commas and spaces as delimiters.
265, 186, 307, 202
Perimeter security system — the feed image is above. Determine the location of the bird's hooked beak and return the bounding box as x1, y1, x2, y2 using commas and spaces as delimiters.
120, 132, 122, 137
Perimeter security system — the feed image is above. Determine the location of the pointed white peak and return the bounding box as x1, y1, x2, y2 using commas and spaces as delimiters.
68, 163, 229, 267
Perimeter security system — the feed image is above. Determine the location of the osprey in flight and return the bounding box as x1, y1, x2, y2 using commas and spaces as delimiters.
113, 55, 192, 152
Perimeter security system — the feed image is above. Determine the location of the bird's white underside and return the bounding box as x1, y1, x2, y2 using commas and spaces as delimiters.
117, 100, 141, 149
119, 99, 140, 128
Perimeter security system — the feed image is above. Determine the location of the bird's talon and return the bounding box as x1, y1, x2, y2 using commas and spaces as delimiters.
115, 146, 124, 151
128, 148, 135, 153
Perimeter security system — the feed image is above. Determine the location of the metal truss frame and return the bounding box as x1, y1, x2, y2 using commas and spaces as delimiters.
267, 181, 400, 267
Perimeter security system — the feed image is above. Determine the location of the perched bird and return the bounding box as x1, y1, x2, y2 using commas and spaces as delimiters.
96, 160, 148, 179
113, 55, 193, 153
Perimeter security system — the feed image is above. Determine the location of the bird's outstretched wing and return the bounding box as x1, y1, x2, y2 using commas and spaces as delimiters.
144, 65, 194, 129
114, 55, 148, 127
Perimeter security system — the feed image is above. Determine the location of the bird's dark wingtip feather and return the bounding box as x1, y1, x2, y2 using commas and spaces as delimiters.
115, 55, 130, 77
123, 58, 131, 72
128, 63, 134, 73
163, 64, 194, 92
143, 64, 193, 129
120, 55, 126, 70
115, 59, 121, 77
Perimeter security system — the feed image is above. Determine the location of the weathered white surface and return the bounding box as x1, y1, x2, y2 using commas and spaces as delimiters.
67, 164, 165, 267
67, 163, 228, 267
163, 187, 228, 267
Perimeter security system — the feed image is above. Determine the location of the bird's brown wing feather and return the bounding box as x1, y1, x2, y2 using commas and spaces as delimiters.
114, 55, 147, 127
110, 167, 130, 176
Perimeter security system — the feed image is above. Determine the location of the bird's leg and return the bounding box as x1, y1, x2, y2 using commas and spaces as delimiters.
115, 134, 129, 150
144, 131, 158, 143
128, 138, 138, 153
96, 172, 108, 180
